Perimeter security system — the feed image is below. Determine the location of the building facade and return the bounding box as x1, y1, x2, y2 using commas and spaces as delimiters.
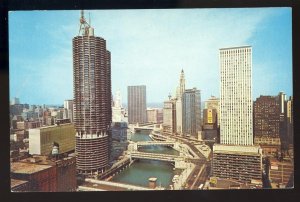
146, 108, 163, 124
204, 96, 220, 126
127, 85, 147, 124
212, 145, 263, 184
219, 46, 253, 145
253, 95, 281, 155
162, 99, 177, 136
112, 90, 125, 123
182, 88, 201, 138
111, 122, 128, 161
73, 11, 111, 176
212, 46, 262, 184
29, 123, 76, 155
11, 155, 76, 192
286, 96, 293, 147
175, 70, 185, 135
63, 100, 74, 122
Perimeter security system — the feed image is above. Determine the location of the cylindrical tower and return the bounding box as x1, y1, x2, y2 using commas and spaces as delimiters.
73, 11, 111, 176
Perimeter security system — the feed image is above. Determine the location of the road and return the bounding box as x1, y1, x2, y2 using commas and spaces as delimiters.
163, 133, 212, 189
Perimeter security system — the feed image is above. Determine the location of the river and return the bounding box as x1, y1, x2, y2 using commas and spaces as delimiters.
111, 131, 182, 189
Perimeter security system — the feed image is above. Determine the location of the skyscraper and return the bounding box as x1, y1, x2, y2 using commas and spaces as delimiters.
112, 90, 124, 123
212, 46, 262, 184
182, 88, 201, 138
63, 99, 74, 122
162, 99, 176, 136
176, 69, 185, 135
286, 96, 293, 147
219, 46, 253, 145
11, 97, 20, 105
127, 85, 147, 124
253, 95, 281, 155
73, 11, 111, 176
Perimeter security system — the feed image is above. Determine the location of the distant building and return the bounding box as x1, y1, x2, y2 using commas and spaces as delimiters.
29, 123, 75, 155
286, 96, 293, 147
203, 108, 218, 129
11, 97, 20, 105
63, 100, 73, 122
16, 121, 41, 130
127, 85, 147, 124
112, 90, 125, 122
278, 92, 288, 150
182, 88, 201, 138
201, 108, 218, 141
146, 108, 163, 124
10, 104, 24, 116
204, 96, 220, 126
175, 70, 185, 135
162, 99, 177, 136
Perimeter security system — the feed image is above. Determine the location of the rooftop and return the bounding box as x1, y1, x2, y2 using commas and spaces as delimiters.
11, 178, 28, 188
219, 45, 251, 50
213, 144, 262, 155
11, 162, 52, 174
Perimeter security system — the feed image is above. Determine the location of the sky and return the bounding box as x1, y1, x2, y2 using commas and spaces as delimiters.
9, 8, 292, 106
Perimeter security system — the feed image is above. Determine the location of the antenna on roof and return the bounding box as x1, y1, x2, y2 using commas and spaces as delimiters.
89, 12, 91, 26
78, 10, 91, 36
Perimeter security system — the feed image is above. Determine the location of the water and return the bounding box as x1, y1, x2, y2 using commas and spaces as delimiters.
111, 132, 181, 188
129, 132, 180, 156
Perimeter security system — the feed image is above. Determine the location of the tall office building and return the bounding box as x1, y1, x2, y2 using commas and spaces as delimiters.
73, 11, 111, 176
182, 88, 201, 137
278, 91, 288, 150
11, 97, 20, 105
286, 96, 293, 146
176, 69, 185, 98
112, 90, 124, 123
63, 100, 74, 122
219, 46, 253, 145
176, 70, 185, 135
253, 96, 281, 155
212, 46, 262, 184
162, 99, 177, 136
127, 85, 147, 124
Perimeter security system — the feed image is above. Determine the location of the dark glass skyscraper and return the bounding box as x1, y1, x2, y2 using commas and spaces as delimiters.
73, 11, 111, 176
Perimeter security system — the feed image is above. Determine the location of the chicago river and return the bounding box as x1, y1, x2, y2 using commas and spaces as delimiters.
111, 132, 182, 188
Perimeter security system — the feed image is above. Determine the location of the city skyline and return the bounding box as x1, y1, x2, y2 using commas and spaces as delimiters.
9, 8, 292, 105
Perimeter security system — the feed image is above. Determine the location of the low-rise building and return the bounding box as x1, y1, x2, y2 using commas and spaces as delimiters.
29, 123, 75, 155
11, 178, 30, 192
11, 155, 77, 192
212, 144, 263, 184
269, 157, 294, 188
11, 161, 57, 192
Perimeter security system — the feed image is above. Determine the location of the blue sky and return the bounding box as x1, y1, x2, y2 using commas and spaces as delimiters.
9, 8, 292, 105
